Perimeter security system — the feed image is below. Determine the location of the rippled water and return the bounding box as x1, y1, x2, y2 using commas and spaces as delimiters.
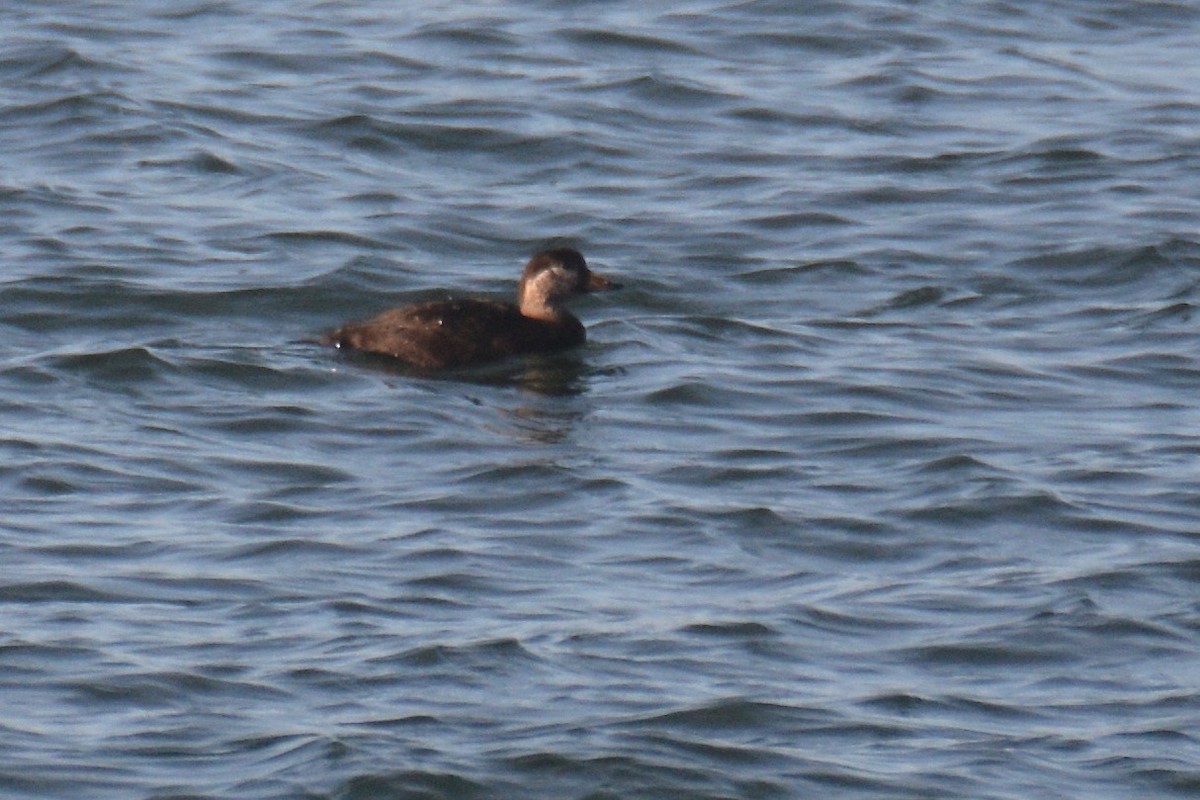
3, 1, 1200, 798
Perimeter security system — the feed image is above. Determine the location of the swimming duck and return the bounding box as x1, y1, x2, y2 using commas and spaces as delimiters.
324, 248, 619, 370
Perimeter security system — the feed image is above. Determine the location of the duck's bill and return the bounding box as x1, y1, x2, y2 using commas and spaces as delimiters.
588, 272, 622, 291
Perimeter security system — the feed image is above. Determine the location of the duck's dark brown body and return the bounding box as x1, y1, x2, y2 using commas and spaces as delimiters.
326, 298, 585, 370
324, 247, 616, 371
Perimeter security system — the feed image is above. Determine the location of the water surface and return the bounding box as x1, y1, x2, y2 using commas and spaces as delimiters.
2, 1, 1200, 798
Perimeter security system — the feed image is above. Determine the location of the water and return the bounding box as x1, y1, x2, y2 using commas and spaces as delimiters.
3, 1, 1200, 798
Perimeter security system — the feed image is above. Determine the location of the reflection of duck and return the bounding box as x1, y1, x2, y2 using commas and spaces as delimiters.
324, 248, 619, 370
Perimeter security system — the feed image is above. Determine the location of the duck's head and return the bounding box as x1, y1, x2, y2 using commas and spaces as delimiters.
518, 248, 620, 320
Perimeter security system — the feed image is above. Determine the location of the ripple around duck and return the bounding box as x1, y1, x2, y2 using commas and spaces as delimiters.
46, 345, 177, 386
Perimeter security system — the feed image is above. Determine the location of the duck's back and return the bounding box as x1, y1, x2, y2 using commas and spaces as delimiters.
326, 298, 585, 370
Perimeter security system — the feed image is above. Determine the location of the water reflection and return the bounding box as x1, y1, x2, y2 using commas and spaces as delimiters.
336, 349, 592, 396
333, 349, 596, 444
497, 401, 585, 445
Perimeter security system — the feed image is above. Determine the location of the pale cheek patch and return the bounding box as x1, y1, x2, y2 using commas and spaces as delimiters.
532, 266, 570, 297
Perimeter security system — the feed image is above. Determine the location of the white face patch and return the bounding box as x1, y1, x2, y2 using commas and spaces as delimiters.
532, 265, 572, 299
519, 259, 586, 319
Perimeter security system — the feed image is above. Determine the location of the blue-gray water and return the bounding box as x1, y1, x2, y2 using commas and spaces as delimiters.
3, 1, 1200, 798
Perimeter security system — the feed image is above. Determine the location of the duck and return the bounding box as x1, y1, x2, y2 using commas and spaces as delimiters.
324, 247, 619, 370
